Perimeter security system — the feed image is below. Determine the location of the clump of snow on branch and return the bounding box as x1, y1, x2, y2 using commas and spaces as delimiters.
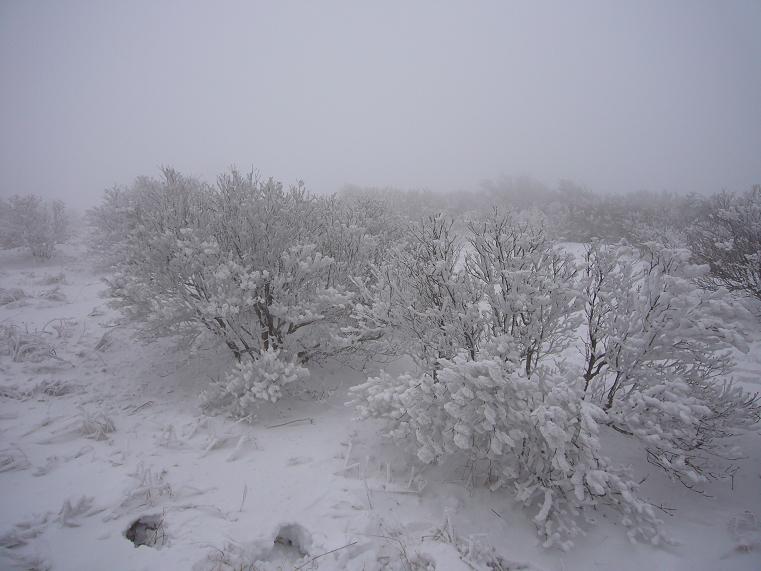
202, 349, 308, 419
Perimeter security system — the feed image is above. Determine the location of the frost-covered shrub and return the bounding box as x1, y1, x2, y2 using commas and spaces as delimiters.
0, 194, 68, 258
316, 194, 405, 289
466, 209, 580, 377
0, 288, 26, 306
202, 349, 308, 419
688, 185, 761, 302
0, 324, 54, 363
351, 352, 662, 548
91, 168, 366, 366
579, 241, 760, 485
351, 214, 759, 547
351, 209, 578, 377
115, 226, 353, 363
79, 410, 116, 440
349, 214, 485, 376
90, 167, 404, 415
89, 167, 211, 273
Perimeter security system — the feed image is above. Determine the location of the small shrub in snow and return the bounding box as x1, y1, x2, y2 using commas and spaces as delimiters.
466, 209, 580, 377
202, 349, 308, 420
56, 496, 101, 527
79, 410, 115, 440
0, 324, 54, 363
89, 167, 405, 417
351, 353, 662, 548
0, 446, 31, 473
349, 214, 485, 377
579, 241, 760, 485
0, 379, 76, 401
424, 516, 531, 570
38, 286, 67, 302
117, 464, 172, 511
100, 171, 301, 358
0, 288, 26, 306
0, 194, 68, 258
90, 168, 381, 380
727, 510, 761, 553
688, 185, 761, 302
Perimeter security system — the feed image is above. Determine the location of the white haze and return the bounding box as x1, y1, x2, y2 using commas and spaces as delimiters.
1, 0, 760, 208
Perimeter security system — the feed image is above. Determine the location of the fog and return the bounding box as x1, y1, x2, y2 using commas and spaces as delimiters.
1, 0, 760, 209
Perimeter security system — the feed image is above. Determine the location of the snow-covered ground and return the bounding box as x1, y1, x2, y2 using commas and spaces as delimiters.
1, 239, 760, 571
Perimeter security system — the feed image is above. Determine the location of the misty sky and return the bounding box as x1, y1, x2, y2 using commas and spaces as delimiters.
1, 0, 760, 208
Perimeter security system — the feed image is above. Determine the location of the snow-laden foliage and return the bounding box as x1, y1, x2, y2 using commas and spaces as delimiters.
351, 352, 662, 549
202, 348, 309, 418
0, 194, 68, 258
688, 185, 761, 302
351, 209, 759, 547
579, 241, 760, 485
89, 167, 403, 418
349, 214, 485, 376
316, 194, 405, 288
91, 169, 369, 365
466, 210, 580, 377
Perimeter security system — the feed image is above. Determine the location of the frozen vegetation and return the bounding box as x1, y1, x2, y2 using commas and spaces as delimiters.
1, 178, 760, 570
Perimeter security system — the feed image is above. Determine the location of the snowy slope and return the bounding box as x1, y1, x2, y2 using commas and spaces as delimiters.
1, 240, 760, 571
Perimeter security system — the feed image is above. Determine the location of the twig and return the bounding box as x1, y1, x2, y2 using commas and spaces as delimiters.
294, 540, 358, 569
647, 502, 677, 516
367, 487, 419, 495
239, 483, 248, 512
364, 477, 374, 510
129, 401, 154, 415
490, 508, 504, 519
266, 417, 313, 429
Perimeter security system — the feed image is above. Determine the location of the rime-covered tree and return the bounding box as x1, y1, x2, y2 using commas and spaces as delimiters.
579, 241, 759, 485
688, 185, 761, 303
351, 213, 759, 547
466, 209, 580, 377
90, 168, 385, 418
349, 214, 485, 377
0, 194, 68, 258
95, 168, 354, 365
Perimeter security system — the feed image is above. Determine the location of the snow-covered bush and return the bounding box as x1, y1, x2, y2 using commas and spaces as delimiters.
579, 241, 760, 485
466, 209, 580, 377
688, 185, 761, 302
0, 323, 54, 363
90, 167, 402, 418
351, 352, 662, 548
0, 194, 68, 258
349, 214, 485, 377
316, 194, 405, 289
88, 167, 210, 270
79, 410, 116, 441
351, 212, 759, 547
201, 348, 308, 419
0, 288, 26, 307
92, 168, 361, 365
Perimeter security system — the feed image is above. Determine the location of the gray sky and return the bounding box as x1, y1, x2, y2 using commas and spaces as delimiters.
1, 0, 760, 208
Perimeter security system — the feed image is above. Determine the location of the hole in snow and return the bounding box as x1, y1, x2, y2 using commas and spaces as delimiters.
272, 523, 311, 560
125, 514, 166, 548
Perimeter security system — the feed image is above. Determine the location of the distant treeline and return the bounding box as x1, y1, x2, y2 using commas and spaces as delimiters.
338, 177, 734, 244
